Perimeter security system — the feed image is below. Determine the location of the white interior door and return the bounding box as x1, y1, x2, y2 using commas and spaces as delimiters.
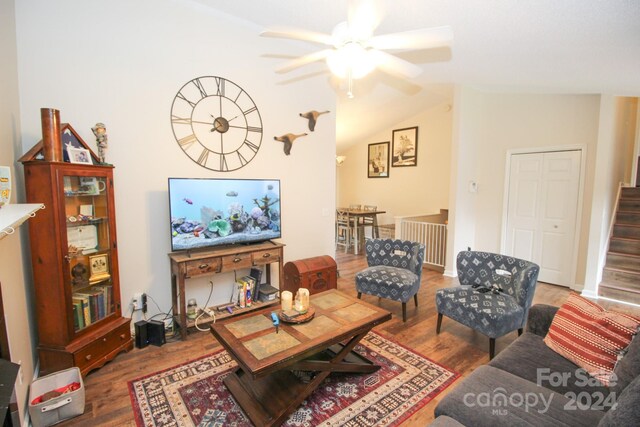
505, 150, 581, 286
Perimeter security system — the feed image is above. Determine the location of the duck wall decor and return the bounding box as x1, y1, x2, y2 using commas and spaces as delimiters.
274, 133, 308, 155
299, 110, 330, 131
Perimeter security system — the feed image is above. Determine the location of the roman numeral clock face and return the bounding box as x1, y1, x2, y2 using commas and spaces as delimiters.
170, 76, 263, 171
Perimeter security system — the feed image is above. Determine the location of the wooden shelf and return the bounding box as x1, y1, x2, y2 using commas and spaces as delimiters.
186, 299, 279, 329
0, 203, 44, 240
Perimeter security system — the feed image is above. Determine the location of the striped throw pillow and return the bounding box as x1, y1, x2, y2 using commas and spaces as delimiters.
544, 293, 640, 386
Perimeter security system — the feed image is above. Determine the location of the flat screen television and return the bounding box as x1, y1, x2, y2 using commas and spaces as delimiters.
168, 178, 281, 252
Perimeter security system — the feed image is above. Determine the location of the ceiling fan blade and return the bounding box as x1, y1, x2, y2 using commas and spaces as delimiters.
261, 27, 335, 46
369, 50, 423, 79
275, 49, 333, 74
347, 0, 383, 40
368, 26, 453, 51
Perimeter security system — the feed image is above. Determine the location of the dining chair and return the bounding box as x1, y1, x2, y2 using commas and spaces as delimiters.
335, 209, 353, 251
349, 204, 362, 210
362, 205, 379, 239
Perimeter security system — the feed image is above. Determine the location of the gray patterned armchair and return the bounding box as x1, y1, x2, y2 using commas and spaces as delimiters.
355, 239, 425, 322
435, 251, 540, 359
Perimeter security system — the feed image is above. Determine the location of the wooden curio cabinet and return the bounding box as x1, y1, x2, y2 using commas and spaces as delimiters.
21, 160, 132, 376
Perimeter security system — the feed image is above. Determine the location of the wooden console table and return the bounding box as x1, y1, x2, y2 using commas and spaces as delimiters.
169, 241, 285, 340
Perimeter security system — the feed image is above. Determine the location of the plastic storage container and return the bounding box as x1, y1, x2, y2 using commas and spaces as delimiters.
28, 367, 85, 426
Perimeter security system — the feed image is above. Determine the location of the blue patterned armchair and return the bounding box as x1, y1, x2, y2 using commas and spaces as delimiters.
355, 239, 425, 322
435, 251, 540, 359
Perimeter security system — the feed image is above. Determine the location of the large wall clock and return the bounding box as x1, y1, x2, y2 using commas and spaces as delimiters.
170, 76, 263, 171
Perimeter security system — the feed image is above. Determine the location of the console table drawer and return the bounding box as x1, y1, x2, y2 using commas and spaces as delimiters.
220, 253, 252, 272
252, 248, 281, 265
185, 257, 221, 277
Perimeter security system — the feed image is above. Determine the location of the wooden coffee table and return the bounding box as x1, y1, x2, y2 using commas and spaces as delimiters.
209, 289, 391, 427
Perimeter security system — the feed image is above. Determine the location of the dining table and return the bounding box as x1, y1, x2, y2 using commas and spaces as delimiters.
337, 208, 386, 255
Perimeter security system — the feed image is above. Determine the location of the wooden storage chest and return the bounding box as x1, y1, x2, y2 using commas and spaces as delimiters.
282, 255, 337, 295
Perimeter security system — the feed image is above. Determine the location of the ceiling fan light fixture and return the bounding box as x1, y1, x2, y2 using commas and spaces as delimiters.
326, 42, 375, 79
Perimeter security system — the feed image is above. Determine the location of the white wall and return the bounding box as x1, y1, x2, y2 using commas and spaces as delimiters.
337, 100, 453, 227
582, 96, 638, 297
0, 0, 36, 423
446, 89, 602, 286
15, 0, 336, 328
445, 86, 483, 275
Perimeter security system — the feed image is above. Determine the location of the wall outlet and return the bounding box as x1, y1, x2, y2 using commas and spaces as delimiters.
133, 293, 143, 310
163, 318, 173, 331
141, 293, 148, 313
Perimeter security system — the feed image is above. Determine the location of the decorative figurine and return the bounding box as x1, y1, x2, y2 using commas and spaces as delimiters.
299, 110, 330, 131
274, 133, 308, 155
71, 262, 89, 288
91, 122, 108, 164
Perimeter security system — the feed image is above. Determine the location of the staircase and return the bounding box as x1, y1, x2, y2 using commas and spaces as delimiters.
599, 187, 640, 304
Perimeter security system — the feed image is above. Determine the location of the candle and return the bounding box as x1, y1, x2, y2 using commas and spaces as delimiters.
281, 291, 293, 311
299, 288, 310, 310
294, 300, 304, 312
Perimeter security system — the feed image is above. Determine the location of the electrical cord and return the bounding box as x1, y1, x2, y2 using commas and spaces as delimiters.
230, 271, 238, 303
194, 280, 215, 332
126, 304, 135, 328
147, 293, 165, 315
133, 294, 180, 342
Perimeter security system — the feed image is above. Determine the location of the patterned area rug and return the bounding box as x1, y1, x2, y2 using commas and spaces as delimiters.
128, 332, 458, 426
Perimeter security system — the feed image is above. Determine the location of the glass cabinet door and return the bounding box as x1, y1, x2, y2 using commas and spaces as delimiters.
63, 174, 114, 332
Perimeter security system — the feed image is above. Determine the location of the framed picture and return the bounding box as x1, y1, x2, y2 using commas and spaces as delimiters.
392, 126, 419, 167
67, 147, 92, 164
368, 142, 390, 178
89, 254, 111, 284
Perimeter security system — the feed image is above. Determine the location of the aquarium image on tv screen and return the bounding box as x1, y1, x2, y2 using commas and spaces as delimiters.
169, 178, 281, 251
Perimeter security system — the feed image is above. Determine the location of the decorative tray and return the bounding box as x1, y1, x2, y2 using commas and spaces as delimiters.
278, 307, 315, 324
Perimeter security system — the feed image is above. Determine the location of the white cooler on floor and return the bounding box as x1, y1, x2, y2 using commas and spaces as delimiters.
28, 367, 85, 427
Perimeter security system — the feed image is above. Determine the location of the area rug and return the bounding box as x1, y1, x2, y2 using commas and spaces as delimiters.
128, 331, 458, 427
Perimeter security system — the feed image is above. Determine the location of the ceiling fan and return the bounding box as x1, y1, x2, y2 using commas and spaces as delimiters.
261, 0, 453, 97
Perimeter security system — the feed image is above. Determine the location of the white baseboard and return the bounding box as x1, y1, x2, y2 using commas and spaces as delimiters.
443, 269, 457, 278
581, 289, 599, 299
570, 283, 584, 292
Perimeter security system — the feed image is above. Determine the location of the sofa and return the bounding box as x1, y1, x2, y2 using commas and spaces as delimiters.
433, 304, 640, 426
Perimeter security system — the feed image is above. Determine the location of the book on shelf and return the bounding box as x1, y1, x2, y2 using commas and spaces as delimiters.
104, 285, 113, 314
249, 267, 263, 300
75, 288, 103, 323
91, 286, 108, 319
73, 294, 91, 327
72, 298, 85, 330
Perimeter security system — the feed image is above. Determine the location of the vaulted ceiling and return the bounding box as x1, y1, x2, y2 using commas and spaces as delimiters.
198, 0, 640, 149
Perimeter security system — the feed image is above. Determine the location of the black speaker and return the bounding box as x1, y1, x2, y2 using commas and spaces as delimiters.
134, 320, 148, 349
147, 320, 166, 346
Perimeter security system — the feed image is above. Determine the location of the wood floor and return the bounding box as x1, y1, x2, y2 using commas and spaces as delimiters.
59, 251, 639, 426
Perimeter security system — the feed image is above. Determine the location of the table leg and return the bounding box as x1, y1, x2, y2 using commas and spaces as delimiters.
222, 330, 374, 426
177, 271, 187, 339
170, 272, 178, 335
354, 220, 360, 255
